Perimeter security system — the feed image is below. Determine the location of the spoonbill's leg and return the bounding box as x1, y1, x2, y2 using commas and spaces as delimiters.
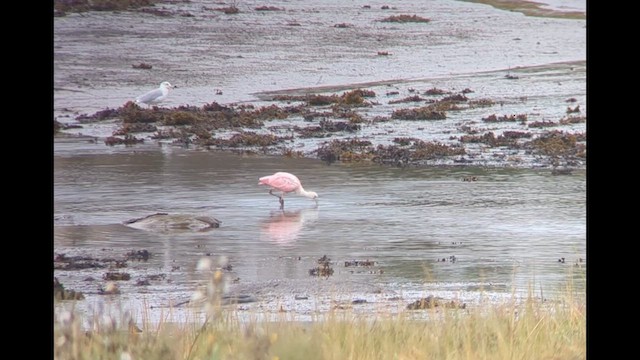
279, 196, 285, 210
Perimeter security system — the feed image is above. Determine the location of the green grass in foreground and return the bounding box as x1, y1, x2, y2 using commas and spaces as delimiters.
54, 293, 585, 360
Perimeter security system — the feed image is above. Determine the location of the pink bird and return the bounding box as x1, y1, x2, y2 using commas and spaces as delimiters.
258, 172, 318, 209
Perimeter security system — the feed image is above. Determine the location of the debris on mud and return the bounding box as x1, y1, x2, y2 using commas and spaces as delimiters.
528, 120, 558, 128
125, 250, 151, 261
76, 108, 121, 123
204, 131, 290, 148
406, 295, 466, 310
316, 138, 374, 163
458, 132, 520, 147
388, 95, 427, 104
391, 106, 446, 120
297, 120, 361, 138
255, 5, 283, 11
441, 94, 468, 103
309, 255, 334, 277
525, 130, 586, 158
139, 7, 174, 17
372, 141, 466, 166
54, 278, 85, 301
316, 137, 466, 166
104, 135, 144, 146
272, 89, 375, 107
437, 255, 457, 263
104, 272, 131, 281
344, 260, 376, 267
380, 14, 431, 23
54, 0, 160, 16
54, 253, 108, 270
209, 5, 239, 14
468, 98, 496, 108
132, 63, 152, 69
424, 88, 448, 96
113, 123, 158, 135
501, 131, 532, 139
482, 114, 527, 123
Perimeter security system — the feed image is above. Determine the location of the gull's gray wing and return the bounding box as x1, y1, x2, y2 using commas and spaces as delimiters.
136, 88, 163, 103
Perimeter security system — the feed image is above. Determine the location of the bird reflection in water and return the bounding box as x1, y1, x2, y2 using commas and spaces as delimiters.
259, 206, 319, 245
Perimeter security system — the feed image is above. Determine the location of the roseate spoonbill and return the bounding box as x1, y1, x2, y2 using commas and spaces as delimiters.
135, 81, 176, 107
258, 172, 318, 209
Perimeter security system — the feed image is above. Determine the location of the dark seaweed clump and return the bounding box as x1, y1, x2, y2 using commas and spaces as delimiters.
391, 106, 446, 120
125, 249, 151, 261
255, 6, 283, 11
380, 14, 431, 23
525, 130, 586, 158
54, 0, 158, 16
132, 63, 152, 69
316, 138, 465, 165
273, 89, 376, 107
482, 114, 527, 123
388, 95, 426, 104
202, 131, 291, 149
210, 5, 239, 14
309, 255, 334, 277
316, 138, 374, 163
79, 101, 306, 147
372, 141, 466, 166
458, 132, 523, 147
297, 120, 361, 138
528, 120, 557, 128
104, 272, 131, 281
424, 88, 448, 96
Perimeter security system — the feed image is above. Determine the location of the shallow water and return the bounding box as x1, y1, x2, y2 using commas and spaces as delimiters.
54, 139, 585, 323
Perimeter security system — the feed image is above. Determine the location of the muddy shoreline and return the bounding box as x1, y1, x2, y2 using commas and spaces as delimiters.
54, 0, 586, 170
56, 59, 586, 170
